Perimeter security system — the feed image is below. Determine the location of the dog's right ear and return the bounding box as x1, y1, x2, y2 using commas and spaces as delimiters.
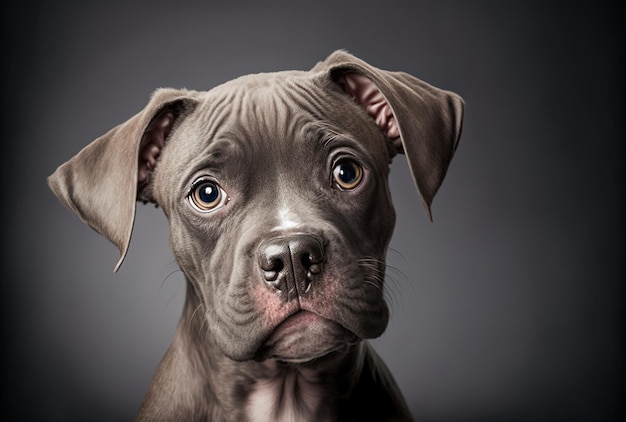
48, 88, 198, 271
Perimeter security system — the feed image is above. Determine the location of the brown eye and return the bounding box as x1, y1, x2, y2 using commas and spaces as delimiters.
188, 179, 228, 213
332, 159, 363, 190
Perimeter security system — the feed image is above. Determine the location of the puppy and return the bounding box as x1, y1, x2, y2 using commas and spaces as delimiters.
48, 50, 463, 421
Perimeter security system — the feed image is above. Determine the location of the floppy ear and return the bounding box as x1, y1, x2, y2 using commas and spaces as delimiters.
48, 88, 199, 271
319, 50, 464, 220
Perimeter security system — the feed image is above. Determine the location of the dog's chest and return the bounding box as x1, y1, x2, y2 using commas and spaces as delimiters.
244, 367, 328, 422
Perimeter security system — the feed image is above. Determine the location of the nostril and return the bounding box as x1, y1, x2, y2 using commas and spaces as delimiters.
260, 256, 283, 272
308, 263, 322, 275
301, 254, 322, 274
261, 258, 284, 282
263, 270, 277, 282
273, 260, 284, 272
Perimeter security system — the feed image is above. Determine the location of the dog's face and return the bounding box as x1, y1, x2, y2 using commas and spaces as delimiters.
48, 50, 463, 365
153, 72, 396, 362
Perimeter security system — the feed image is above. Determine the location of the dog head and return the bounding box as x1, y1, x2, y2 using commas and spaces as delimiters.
48, 50, 463, 364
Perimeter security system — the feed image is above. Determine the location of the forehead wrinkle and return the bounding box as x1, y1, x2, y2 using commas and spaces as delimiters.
189, 138, 241, 175
232, 74, 333, 145
239, 85, 303, 148
199, 72, 338, 151
195, 90, 241, 141
179, 86, 259, 171
183, 74, 352, 189
306, 121, 348, 148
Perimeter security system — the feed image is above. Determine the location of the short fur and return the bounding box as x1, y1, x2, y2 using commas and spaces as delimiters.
48, 50, 463, 421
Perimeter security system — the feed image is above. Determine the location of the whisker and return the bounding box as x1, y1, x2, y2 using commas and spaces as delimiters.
357, 251, 417, 313
385, 248, 417, 314
159, 267, 184, 295
361, 277, 382, 292
189, 303, 205, 325
163, 280, 184, 315
383, 271, 402, 311
357, 257, 390, 312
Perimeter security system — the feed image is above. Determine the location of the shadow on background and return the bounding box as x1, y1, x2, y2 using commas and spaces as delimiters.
1, 1, 623, 420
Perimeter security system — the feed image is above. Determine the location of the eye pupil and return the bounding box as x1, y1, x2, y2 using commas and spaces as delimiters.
338, 163, 357, 183
333, 159, 363, 190
199, 184, 219, 204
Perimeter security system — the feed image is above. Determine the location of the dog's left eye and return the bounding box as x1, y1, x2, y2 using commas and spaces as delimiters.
332, 159, 363, 190
188, 179, 229, 213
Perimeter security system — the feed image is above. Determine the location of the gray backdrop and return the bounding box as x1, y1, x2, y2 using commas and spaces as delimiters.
1, 1, 623, 420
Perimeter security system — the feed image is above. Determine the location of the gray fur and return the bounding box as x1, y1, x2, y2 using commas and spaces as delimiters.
48, 50, 463, 421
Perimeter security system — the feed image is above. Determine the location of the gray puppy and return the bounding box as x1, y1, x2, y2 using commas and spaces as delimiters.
49, 50, 463, 421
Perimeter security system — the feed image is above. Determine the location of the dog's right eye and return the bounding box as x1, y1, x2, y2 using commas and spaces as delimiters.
188, 179, 229, 213
332, 159, 363, 191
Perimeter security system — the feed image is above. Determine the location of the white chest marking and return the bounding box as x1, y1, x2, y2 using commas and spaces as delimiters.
245, 369, 323, 422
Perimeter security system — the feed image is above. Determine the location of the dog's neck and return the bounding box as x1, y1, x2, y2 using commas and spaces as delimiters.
244, 351, 365, 422
147, 286, 365, 421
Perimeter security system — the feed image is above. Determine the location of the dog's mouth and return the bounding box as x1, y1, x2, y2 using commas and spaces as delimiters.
254, 311, 359, 364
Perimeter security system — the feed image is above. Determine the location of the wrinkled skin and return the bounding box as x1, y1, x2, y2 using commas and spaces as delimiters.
48, 50, 463, 422
155, 73, 395, 362
138, 73, 402, 421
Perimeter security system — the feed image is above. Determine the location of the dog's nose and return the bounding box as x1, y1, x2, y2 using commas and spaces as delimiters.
258, 234, 324, 300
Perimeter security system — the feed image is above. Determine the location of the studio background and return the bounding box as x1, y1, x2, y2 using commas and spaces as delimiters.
1, 1, 623, 420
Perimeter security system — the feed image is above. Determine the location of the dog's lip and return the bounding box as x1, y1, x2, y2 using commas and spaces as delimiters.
255, 310, 358, 363
273, 310, 322, 332
264, 311, 331, 345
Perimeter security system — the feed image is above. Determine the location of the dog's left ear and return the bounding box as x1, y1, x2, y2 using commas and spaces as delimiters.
319, 50, 464, 219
